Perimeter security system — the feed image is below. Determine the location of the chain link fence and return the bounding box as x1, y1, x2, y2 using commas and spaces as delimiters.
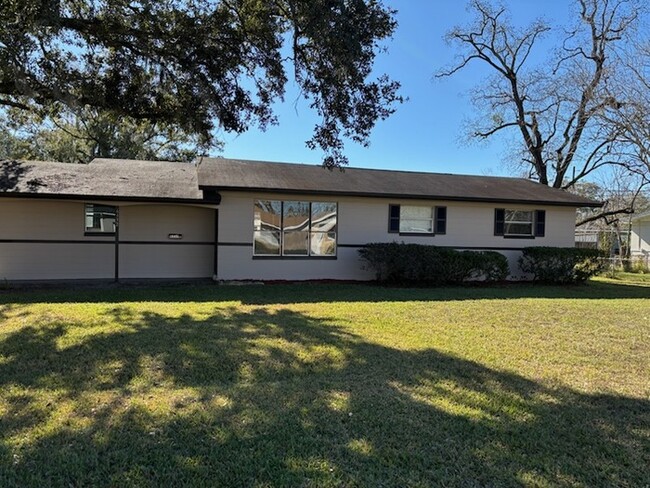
600, 255, 650, 275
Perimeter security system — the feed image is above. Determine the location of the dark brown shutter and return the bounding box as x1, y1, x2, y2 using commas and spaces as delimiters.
535, 210, 546, 237
435, 206, 447, 234
494, 208, 505, 236
388, 204, 400, 233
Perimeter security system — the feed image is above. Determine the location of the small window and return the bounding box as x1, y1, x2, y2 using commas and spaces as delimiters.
388, 204, 446, 235
400, 206, 434, 234
85, 204, 117, 235
505, 210, 534, 236
495, 208, 543, 237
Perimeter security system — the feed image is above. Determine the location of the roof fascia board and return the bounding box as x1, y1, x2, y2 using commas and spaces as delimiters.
199, 185, 603, 208
0, 192, 213, 205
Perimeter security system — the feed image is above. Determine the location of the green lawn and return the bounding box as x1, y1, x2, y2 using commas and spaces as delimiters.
597, 271, 650, 285
0, 280, 648, 487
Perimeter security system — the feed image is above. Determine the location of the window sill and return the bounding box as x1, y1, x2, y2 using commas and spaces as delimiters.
84, 232, 116, 237
502, 235, 536, 239
398, 232, 436, 237
253, 255, 338, 260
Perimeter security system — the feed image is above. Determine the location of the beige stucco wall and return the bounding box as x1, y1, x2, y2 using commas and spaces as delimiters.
0, 194, 579, 281
218, 246, 373, 281
119, 205, 214, 242
0, 199, 112, 240
118, 204, 215, 279
0, 243, 114, 280
216, 191, 578, 281
119, 245, 214, 279
0, 199, 215, 280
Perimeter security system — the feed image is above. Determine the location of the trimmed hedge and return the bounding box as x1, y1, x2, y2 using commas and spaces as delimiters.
358, 243, 509, 285
518, 247, 606, 284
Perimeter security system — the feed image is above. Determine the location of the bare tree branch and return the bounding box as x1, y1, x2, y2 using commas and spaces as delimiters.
437, 0, 647, 225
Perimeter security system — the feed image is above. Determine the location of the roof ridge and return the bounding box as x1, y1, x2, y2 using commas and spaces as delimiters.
90, 157, 193, 166
203, 156, 537, 182
198, 158, 602, 207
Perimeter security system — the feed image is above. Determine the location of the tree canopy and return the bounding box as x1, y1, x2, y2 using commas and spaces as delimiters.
0, 106, 207, 163
0, 0, 402, 167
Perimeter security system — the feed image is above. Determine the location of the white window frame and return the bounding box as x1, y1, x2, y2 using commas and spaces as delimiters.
503, 209, 534, 237
399, 205, 434, 234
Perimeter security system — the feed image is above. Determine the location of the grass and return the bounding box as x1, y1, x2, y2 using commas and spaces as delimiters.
597, 271, 650, 285
0, 279, 648, 487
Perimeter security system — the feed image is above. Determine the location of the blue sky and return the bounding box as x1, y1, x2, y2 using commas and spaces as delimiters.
219, 0, 576, 175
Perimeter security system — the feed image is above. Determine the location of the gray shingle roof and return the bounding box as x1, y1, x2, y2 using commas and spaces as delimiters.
197, 158, 602, 207
0, 158, 203, 202
1, 156, 603, 207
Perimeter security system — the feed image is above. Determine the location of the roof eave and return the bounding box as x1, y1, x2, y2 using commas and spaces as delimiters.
199, 185, 603, 208
0, 191, 210, 205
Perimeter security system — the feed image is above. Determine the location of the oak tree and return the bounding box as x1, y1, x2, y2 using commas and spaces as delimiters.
0, 0, 402, 167
0, 106, 207, 163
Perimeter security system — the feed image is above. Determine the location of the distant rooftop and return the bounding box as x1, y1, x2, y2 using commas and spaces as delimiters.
632, 209, 650, 221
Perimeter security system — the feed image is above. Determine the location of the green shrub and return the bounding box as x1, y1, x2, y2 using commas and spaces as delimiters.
518, 247, 606, 284
358, 243, 509, 285
628, 257, 650, 274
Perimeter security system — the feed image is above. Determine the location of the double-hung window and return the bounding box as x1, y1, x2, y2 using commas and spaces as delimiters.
254, 200, 337, 257
84, 204, 117, 235
494, 209, 545, 238
388, 204, 447, 235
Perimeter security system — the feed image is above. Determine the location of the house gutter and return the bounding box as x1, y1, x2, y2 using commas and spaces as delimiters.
198, 186, 603, 208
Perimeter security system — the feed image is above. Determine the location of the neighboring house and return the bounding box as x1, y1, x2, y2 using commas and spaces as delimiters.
0, 157, 601, 282
630, 210, 650, 258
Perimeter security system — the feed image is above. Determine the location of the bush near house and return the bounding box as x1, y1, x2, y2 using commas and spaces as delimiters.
519, 247, 606, 284
624, 256, 650, 274
358, 242, 509, 284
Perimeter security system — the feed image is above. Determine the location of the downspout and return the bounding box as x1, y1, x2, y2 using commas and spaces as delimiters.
114, 206, 120, 283
213, 208, 219, 281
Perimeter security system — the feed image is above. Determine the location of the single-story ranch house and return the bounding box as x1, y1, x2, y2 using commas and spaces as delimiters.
0, 157, 601, 282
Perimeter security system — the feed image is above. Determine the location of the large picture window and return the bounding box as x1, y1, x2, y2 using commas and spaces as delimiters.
85, 204, 117, 235
254, 200, 337, 257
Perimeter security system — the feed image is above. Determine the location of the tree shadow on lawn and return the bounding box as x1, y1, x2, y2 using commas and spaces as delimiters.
0, 307, 648, 487
0, 279, 649, 306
